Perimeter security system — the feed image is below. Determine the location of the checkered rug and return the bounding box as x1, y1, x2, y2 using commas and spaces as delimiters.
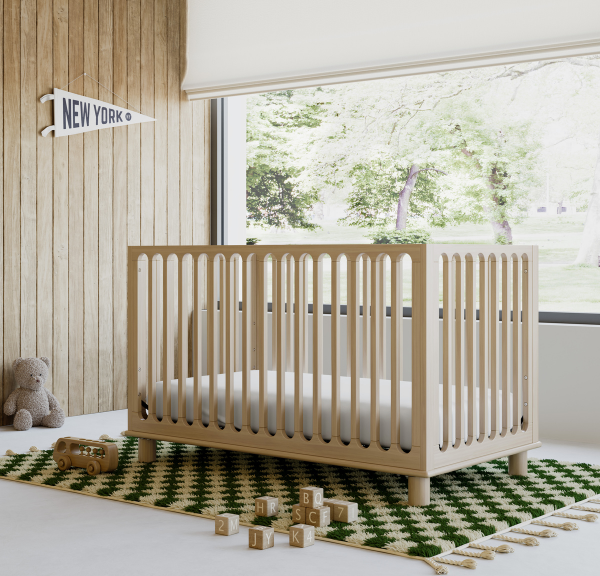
1, 436, 599, 559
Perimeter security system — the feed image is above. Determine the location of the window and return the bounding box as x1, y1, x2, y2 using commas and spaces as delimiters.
245, 57, 600, 316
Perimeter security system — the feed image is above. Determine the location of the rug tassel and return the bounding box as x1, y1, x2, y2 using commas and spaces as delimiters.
554, 511, 597, 523
29, 446, 40, 453
434, 557, 478, 569
571, 505, 600, 514
512, 527, 557, 538
589, 499, 600, 504
470, 542, 514, 553
493, 534, 539, 546
422, 558, 449, 574
533, 519, 578, 531
5, 449, 16, 456
455, 549, 495, 560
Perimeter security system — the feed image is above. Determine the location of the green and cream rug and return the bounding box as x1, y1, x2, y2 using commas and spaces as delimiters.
1, 436, 599, 572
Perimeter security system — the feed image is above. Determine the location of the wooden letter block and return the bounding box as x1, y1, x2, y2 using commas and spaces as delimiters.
215, 513, 240, 536
332, 501, 359, 523
323, 498, 341, 511
305, 506, 330, 527
289, 524, 315, 548
292, 503, 306, 524
255, 496, 279, 517
249, 526, 275, 550
300, 486, 324, 509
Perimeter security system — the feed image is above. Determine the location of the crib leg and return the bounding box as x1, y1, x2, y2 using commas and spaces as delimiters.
508, 451, 528, 476
138, 438, 157, 463
408, 477, 430, 506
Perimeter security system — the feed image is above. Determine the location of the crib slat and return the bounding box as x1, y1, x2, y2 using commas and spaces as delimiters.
148, 256, 156, 419
294, 256, 305, 435
501, 255, 511, 436
349, 256, 361, 442
177, 256, 189, 424
193, 255, 202, 424
220, 255, 226, 375
313, 256, 323, 439
234, 256, 240, 372
378, 259, 386, 378
271, 257, 277, 371
490, 255, 500, 439
241, 255, 252, 430
522, 255, 532, 431
370, 258, 381, 446
346, 258, 352, 377
390, 256, 403, 448
276, 256, 286, 433
225, 256, 236, 427
286, 256, 293, 371
331, 255, 341, 440
454, 255, 464, 447
465, 256, 476, 445
442, 256, 453, 451
362, 255, 371, 378
163, 256, 175, 422
257, 257, 269, 432
303, 258, 309, 373
512, 255, 522, 433
207, 256, 219, 425
478, 255, 489, 442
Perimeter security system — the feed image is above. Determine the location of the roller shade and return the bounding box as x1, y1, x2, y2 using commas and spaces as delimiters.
183, 0, 600, 99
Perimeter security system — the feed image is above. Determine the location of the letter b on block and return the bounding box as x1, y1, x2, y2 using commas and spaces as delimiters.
215, 513, 239, 536
249, 526, 275, 550
300, 487, 323, 509
289, 524, 315, 548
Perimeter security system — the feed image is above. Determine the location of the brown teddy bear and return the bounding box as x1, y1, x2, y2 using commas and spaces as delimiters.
3, 357, 65, 431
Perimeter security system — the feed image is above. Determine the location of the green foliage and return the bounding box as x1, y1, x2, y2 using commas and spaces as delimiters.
246, 237, 260, 245
368, 227, 432, 245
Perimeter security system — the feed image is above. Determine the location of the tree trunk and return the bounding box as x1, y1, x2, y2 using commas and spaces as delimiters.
396, 164, 420, 230
575, 133, 600, 265
491, 218, 513, 244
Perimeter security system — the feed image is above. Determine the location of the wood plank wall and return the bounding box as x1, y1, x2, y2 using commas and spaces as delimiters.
0, 0, 210, 424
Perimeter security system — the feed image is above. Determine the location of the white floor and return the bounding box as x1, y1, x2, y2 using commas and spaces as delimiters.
1, 411, 599, 576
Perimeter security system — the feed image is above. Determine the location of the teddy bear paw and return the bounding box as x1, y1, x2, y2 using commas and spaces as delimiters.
42, 409, 65, 428
13, 409, 33, 431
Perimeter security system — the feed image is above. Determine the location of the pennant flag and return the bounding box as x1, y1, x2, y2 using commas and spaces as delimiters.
41, 88, 155, 137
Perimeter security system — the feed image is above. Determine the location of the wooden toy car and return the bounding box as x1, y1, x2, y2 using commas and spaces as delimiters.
53, 437, 118, 475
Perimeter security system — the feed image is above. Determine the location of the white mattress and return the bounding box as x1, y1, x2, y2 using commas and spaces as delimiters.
151, 372, 508, 451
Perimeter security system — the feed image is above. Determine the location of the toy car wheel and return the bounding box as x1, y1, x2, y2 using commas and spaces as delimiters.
86, 461, 101, 476
57, 455, 71, 471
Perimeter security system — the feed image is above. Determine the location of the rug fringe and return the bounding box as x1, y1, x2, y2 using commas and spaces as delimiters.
493, 534, 539, 546
470, 542, 513, 553
435, 556, 477, 569
512, 527, 557, 538
454, 549, 495, 560
422, 558, 449, 574
554, 511, 597, 522
571, 505, 600, 514
533, 519, 578, 531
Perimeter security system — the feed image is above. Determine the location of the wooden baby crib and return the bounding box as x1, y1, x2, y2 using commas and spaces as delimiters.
125, 244, 540, 505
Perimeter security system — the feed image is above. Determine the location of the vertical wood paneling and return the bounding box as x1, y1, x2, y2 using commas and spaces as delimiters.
36, 0, 53, 389
52, 0, 69, 413
140, 0, 154, 245
4, 0, 20, 422
83, 0, 99, 414
154, 0, 167, 245
67, 0, 84, 416
98, 0, 114, 412
167, 0, 179, 244
0, 0, 210, 424
20, 0, 36, 358
113, 0, 128, 410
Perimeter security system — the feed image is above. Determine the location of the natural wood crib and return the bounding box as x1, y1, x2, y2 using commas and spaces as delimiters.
125, 244, 540, 505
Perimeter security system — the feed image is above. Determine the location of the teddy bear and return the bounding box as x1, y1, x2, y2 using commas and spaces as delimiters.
3, 357, 65, 431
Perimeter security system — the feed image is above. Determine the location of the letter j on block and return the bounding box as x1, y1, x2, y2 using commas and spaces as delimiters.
300, 487, 323, 508
255, 496, 279, 517
289, 524, 315, 548
249, 526, 275, 550
215, 513, 239, 536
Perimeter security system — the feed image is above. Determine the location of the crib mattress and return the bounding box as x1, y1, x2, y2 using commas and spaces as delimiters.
151, 372, 507, 451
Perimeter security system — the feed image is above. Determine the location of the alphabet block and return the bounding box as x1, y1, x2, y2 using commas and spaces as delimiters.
305, 505, 330, 527
331, 500, 359, 523
215, 513, 240, 536
300, 486, 324, 509
323, 498, 341, 511
292, 503, 306, 524
255, 496, 279, 517
249, 525, 275, 550
289, 524, 315, 548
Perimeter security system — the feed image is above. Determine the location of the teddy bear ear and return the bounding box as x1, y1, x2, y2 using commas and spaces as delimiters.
40, 356, 51, 368
12, 358, 23, 371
